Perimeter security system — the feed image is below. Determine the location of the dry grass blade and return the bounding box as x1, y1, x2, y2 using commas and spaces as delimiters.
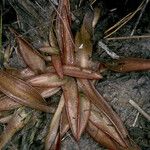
0, 71, 54, 113
45, 95, 64, 150
0, 107, 32, 149
104, 1, 145, 38
106, 34, 150, 41
131, 0, 150, 35
104, 12, 132, 35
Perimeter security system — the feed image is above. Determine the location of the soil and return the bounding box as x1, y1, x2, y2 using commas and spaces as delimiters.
1, 0, 150, 150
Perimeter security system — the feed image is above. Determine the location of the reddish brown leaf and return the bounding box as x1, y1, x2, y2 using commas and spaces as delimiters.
51, 54, 63, 78
61, 81, 90, 141
61, 7, 75, 65
50, 132, 61, 150
56, 0, 75, 65
77, 92, 91, 140
10, 28, 46, 74
60, 106, 70, 137
49, 28, 64, 78
105, 58, 150, 72
90, 104, 127, 148
79, 79, 129, 146
63, 65, 102, 79
27, 73, 68, 87
62, 78, 79, 139
45, 95, 64, 150
0, 87, 59, 111
75, 10, 94, 68
17, 36, 46, 74
0, 71, 55, 113
87, 119, 140, 150
56, 0, 71, 53
87, 120, 118, 150
14, 64, 102, 79
46, 65, 102, 79
60, 89, 90, 141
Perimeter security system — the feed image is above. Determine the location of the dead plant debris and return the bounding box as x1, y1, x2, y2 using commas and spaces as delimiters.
1, 0, 150, 150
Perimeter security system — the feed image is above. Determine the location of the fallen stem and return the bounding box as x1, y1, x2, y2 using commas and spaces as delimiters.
132, 112, 139, 127
129, 99, 150, 121
104, 1, 144, 38
105, 34, 150, 41
131, 0, 150, 35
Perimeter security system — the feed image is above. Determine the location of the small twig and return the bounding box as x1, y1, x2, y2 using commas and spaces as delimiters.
131, 0, 150, 35
104, 12, 133, 38
98, 41, 120, 59
35, 1, 46, 12
129, 99, 150, 121
104, 12, 132, 34
132, 112, 139, 127
106, 34, 150, 41
104, 1, 145, 38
